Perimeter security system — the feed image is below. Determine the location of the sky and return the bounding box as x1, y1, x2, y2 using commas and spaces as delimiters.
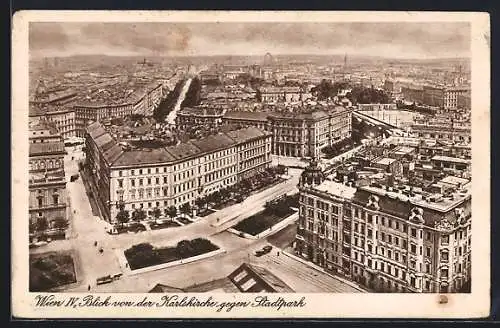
29, 22, 471, 59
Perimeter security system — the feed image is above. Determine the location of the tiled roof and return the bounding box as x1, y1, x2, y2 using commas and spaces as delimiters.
190, 133, 236, 154
29, 142, 66, 156
228, 263, 294, 293
223, 111, 269, 122
225, 127, 268, 143
112, 148, 177, 167
164, 141, 202, 161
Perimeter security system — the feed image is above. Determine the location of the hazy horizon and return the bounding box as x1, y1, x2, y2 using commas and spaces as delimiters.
29, 22, 471, 60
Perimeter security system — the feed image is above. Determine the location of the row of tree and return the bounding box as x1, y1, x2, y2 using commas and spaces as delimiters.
152, 79, 186, 122
180, 77, 202, 108
115, 203, 193, 227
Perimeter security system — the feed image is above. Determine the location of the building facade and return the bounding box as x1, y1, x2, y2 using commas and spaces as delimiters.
84, 122, 272, 222
294, 163, 471, 293
28, 123, 68, 241
410, 121, 471, 144
258, 86, 304, 103
176, 107, 225, 130
223, 107, 352, 158
444, 87, 470, 110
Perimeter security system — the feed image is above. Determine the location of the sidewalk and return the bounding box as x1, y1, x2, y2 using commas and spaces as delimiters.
282, 249, 368, 293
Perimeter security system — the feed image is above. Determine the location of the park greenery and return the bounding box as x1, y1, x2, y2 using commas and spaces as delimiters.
30, 252, 77, 292
124, 238, 219, 270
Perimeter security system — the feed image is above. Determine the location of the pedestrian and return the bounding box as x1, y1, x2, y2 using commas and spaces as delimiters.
94, 241, 97, 247
277, 251, 280, 257
125, 263, 128, 268
88, 285, 91, 291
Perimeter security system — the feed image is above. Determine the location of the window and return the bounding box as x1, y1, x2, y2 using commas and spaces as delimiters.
395, 252, 400, 261
426, 263, 431, 273
388, 235, 392, 243
156, 177, 160, 185
403, 239, 407, 249
403, 224, 407, 233
367, 229, 373, 238
426, 247, 431, 257
441, 268, 449, 279
394, 236, 399, 246
441, 251, 449, 262
410, 244, 417, 254
139, 179, 143, 186
147, 178, 152, 185
441, 235, 450, 245
381, 217, 386, 226
119, 171, 122, 177
139, 169, 143, 175
411, 228, 417, 237
118, 179, 123, 188
395, 221, 399, 230
131, 179, 135, 187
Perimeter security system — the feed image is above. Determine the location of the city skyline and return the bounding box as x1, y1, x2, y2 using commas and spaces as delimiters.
29, 22, 471, 60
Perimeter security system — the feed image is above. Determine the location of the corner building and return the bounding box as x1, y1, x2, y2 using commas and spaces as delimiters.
84, 122, 272, 222
294, 162, 471, 293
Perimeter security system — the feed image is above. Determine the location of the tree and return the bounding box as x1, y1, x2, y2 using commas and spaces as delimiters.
180, 202, 192, 216
166, 206, 177, 219
176, 240, 195, 258
152, 207, 162, 224
194, 197, 206, 210
219, 188, 230, 200
116, 209, 130, 228
212, 191, 222, 204
132, 208, 146, 223
52, 217, 69, 230
36, 217, 49, 232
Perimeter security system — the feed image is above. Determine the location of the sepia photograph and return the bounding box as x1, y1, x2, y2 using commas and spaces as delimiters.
11, 11, 490, 318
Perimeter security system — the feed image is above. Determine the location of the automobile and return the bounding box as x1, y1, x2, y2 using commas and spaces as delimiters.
70, 174, 79, 182
254, 245, 273, 257
96, 275, 113, 285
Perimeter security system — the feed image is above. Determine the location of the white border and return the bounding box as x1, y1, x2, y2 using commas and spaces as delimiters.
12, 11, 490, 318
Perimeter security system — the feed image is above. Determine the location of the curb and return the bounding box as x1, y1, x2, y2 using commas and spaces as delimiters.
127, 248, 227, 276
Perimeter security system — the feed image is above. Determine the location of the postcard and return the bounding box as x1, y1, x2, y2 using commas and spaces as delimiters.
11, 10, 490, 318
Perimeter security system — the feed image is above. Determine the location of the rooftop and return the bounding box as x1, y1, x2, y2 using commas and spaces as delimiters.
313, 179, 357, 199
431, 155, 470, 164
29, 142, 66, 156
87, 122, 269, 167
148, 262, 293, 293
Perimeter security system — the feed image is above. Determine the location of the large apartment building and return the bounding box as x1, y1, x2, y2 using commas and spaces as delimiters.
28, 119, 68, 241
222, 106, 352, 158
84, 122, 272, 223
294, 161, 471, 293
